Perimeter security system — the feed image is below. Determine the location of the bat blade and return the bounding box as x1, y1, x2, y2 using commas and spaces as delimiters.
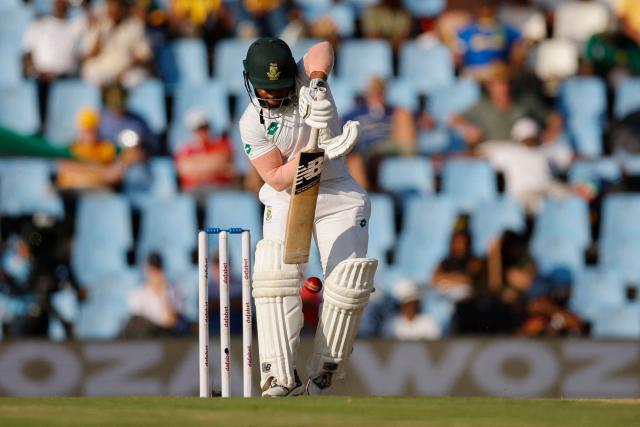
283, 147, 325, 264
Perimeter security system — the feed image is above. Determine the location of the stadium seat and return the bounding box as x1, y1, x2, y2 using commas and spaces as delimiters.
173, 81, 230, 135
569, 268, 626, 323
600, 239, 640, 281
417, 126, 452, 155
51, 287, 80, 325
158, 39, 208, 90
213, 38, 254, 95
421, 289, 455, 332
0, 159, 63, 218
561, 77, 606, 157
592, 306, 640, 339
600, 193, 640, 249
71, 243, 131, 285
45, 79, 101, 146
470, 196, 525, 256
402, 0, 445, 17
289, 38, 322, 62
75, 193, 133, 249
394, 196, 458, 282
0, 5, 33, 47
123, 157, 178, 209
327, 77, 357, 116
441, 158, 497, 212
378, 157, 434, 196
138, 194, 198, 276
568, 158, 622, 186
532, 196, 591, 252
0, 81, 40, 134
427, 79, 481, 125
0, 41, 23, 87
127, 79, 167, 133
614, 77, 640, 119
399, 41, 455, 94
621, 155, 640, 176
386, 78, 419, 112
368, 193, 396, 271
205, 191, 262, 276
531, 237, 585, 276
337, 40, 393, 92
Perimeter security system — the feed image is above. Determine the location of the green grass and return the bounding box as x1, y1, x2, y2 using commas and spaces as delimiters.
0, 397, 638, 427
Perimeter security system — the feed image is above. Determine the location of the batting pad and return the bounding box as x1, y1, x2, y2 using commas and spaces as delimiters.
252, 240, 303, 391
307, 258, 378, 384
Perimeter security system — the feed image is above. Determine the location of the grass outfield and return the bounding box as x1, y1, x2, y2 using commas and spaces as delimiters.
0, 397, 638, 427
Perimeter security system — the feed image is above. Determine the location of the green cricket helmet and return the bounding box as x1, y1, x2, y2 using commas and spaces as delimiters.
243, 37, 297, 113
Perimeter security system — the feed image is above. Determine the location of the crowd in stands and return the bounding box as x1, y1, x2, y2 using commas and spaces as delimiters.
1, 0, 640, 341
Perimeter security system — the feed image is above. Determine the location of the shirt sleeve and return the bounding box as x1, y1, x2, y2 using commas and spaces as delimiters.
238, 109, 277, 160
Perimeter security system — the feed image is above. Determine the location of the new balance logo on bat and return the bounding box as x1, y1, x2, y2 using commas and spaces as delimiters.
294, 154, 324, 194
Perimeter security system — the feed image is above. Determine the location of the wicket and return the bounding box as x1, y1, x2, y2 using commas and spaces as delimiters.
198, 227, 253, 398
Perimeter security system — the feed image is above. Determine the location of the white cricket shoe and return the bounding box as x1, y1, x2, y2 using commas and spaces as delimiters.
262, 370, 305, 397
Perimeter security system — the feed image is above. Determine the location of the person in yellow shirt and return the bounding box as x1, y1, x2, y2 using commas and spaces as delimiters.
619, 0, 640, 45
235, 0, 287, 38
57, 108, 142, 191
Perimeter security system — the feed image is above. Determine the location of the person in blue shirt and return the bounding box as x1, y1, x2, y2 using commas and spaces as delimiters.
456, 0, 524, 79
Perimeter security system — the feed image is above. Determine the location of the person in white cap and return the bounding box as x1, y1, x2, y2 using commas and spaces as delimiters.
383, 279, 442, 341
174, 108, 236, 201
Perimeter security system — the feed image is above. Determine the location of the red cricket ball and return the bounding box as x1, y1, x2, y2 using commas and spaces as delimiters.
303, 276, 323, 294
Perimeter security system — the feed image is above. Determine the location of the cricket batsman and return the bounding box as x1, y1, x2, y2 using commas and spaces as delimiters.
239, 37, 378, 396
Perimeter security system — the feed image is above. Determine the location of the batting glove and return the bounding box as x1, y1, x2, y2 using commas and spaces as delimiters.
318, 120, 360, 160
299, 85, 333, 129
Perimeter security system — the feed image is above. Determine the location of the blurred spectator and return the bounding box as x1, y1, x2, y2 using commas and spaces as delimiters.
481, 118, 571, 213
279, 4, 308, 46
498, 0, 547, 43
57, 108, 144, 192
174, 109, 236, 200
22, 0, 86, 120
82, 0, 153, 87
455, 0, 524, 79
585, 0, 640, 77
383, 279, 441, 340
168, 0, 233, 42
98, 83, 159, 154
125, 253, 183, 337
432, 223, 486, 301
343, 76, 416, 190
362, 0, 414, 53
234, 0, 288, 39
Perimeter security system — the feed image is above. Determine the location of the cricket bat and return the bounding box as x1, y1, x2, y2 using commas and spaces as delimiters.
283, 89, 327, 264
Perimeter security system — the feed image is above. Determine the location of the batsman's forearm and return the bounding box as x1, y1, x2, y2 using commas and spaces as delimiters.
304, 41, 334, 77
253, 153, 300, 192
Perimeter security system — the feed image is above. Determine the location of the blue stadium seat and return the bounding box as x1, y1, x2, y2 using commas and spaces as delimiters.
569, 268, 626, 323
421, 289, 455, 332
71, 243, 131, 285
337, 40, 393, 92
403, 0, 446, 17
417, 126, 452, 155
214, 38, 254, 95
127, 79, 167, 133
378, 156, 434, 196
568, 158, 622, 186
123, 157, 178, 209
614, 77, 640, 119
561, 77, 606, 157
167, 122, 191, 154
0, 81, 40, 134
50, 287, 80, 340
158, 39, 208, 90
45, 79, 101, 146
399, 41, 455, 94
531, 237, 584, 276
229, 124, 251, 174
470, 196, 525, 256
394, 196, 458, 282
621, 155, 640, 176
368, 193, 396, 271
532, 196, 591, 252
75, 193, 132, 249
138, 194, 197, 276
386, 78, 419, 112
600, 239, 640, 280
327, 77, 357, 116
0, 159, 63, 217
205, 191, 262, 276
0, 41, 23, 87
441, 158, 497, 212
592, 306, 640, 339
427, 79, 481, 125
289, 38, 322, 62
601, 194, 640, 249
173, 81, 230, 135
0, 5, 33, 47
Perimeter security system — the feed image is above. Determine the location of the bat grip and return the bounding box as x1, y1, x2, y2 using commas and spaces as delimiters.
308, 88, 327, 150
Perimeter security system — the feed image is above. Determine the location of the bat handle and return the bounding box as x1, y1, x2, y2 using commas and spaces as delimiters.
308, 88, 327, 149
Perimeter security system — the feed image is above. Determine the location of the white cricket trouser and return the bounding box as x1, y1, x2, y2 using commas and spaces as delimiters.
258, 175, 370, 277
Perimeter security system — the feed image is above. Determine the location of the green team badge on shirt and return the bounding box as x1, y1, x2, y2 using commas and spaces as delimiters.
244, 144, 251, 155
266, 121, 279, 136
